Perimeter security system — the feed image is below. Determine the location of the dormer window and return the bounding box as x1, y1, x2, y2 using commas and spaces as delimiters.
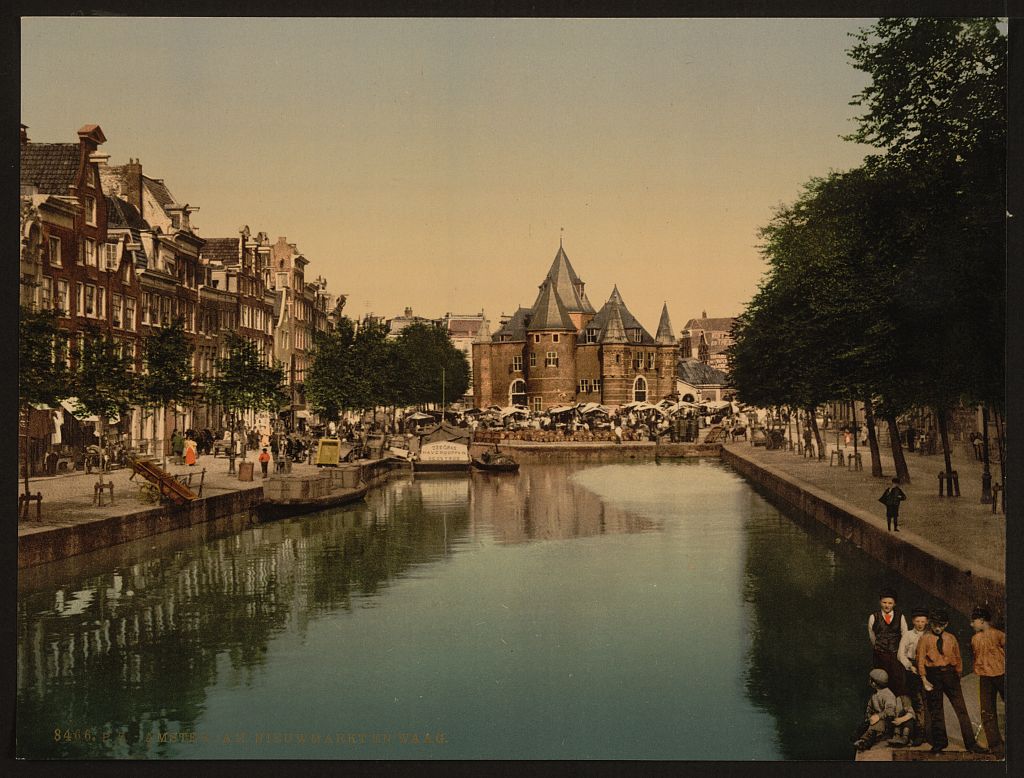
584, 329, 598, 344
632, 329, 642, 343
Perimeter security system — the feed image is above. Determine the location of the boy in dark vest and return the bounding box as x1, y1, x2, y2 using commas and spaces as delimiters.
867, 587, 908, 697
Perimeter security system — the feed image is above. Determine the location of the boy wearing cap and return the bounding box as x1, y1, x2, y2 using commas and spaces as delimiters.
897, 606, 932, 744
878, 478, 907, 532
868, 588, 908, 697
916, 608, 986, 753
970, 606, 1005, 756
853, 669, 900, 751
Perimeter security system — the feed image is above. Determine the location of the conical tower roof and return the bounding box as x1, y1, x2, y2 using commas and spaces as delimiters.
599, 298, 629, 344
655, 302, 676, 344
527, 277, 576, 331
545, 244, 595, 314
588, 285, 656, 345
474, 315, 492, 343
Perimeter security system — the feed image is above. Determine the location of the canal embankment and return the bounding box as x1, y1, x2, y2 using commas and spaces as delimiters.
721, 443, 1005, 619
17, 457, 406, 569
473, 440, 721, 462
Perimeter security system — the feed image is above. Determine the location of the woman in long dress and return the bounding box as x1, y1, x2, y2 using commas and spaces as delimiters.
184, 438, 198, 466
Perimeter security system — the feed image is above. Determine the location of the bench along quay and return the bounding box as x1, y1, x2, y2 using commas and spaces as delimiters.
16, 433, 1004, 760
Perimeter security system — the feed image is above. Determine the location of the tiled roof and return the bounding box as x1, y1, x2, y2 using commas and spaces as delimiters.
683, 317, 736, 333
544, 245, 594, 314
587, 286, 656, 345
446, 319, 482, 336
598, 300, 629, 344
202, 238, 241, 264
143, 175, 175, 208
527, 278, 576, 331
20, 143, 79, 194
491, 307, 531, 342
676, 358, 729, 386
105, 195, 149, 231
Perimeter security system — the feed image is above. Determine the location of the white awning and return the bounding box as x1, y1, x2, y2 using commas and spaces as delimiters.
59, 398, 117, 424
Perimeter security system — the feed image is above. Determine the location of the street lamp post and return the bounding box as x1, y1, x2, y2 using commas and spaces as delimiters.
981, 405, 993, 503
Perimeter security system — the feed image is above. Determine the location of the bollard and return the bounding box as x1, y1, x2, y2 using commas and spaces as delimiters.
991, 483, 1001, 514
848, 452, 863, 471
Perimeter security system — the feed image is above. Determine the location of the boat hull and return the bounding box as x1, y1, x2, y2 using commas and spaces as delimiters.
471, 459, 520, 473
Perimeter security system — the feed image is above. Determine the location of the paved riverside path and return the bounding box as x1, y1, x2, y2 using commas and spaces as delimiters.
16, 455, 327, 539
722, 437, 1005, 578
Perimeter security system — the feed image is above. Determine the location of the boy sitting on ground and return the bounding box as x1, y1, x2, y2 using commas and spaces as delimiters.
853, 669, 898, 751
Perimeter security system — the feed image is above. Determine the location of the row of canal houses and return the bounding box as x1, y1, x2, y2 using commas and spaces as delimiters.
19, 123, 345, 461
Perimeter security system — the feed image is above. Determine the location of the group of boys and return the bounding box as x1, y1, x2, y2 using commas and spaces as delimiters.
854, 588, 1005, 757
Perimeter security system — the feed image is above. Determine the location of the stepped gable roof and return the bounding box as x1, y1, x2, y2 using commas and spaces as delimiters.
676, 358, 729, 386
202, 238, 241, 264
491, 307, 531, 342
655, 302, 676, 344
20, 143, 80, 194
527, 277, 576, 331
683, 316, 736, 333
587, 285, 656, 345
105, 195, 149, 231
544, 245, 595, 314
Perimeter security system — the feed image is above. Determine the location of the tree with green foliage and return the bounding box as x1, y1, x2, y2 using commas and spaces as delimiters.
19, 305, 71, 498
847, 17, 1006, 488
393, 322, 469, 408
70, 324, 137, 472
206, 333, 285, 469
139, 318, 194, 464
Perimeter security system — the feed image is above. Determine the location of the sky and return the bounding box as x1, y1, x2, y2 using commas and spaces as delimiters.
22, 17, 878, 333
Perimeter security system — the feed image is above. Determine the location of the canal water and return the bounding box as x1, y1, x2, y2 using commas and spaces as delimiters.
16, 459, 969, 760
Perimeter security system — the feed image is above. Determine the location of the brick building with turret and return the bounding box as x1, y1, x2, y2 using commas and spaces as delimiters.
472, 245, 678, 411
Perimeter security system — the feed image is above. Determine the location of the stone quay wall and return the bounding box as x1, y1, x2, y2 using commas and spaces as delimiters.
720, 446, 1004, 618
19, 487, 265, 569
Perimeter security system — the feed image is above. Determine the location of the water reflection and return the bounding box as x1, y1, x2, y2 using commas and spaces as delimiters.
17, 484, 468, 759
17, 460, 962, 760
740, 489, 970, 760
469, 465, 656, 544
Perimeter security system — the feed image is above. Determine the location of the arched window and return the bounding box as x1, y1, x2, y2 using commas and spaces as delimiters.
682, 393, 695, 403
633, 376, 647, 402
510, 379, 527, 406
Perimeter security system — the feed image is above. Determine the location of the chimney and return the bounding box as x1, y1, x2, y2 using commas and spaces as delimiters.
404, 307, 413, 318
701, 309, 707, 319
20, 124, 28, 145
124, 158, 143, 213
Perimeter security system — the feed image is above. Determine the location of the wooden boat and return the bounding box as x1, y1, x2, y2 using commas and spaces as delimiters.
471, 458, 519, 473
258, 484, 368, 519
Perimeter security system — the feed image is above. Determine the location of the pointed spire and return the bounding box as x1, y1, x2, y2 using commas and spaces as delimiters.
527, 277, 575, 331
608, 284, 623, 305
656, 302, 676, 344
545, 241, 594, 314
600, 299, 629, 344
474, 314, 491, 343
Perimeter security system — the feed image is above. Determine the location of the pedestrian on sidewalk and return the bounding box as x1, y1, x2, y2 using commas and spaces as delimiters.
184, 437, 197, 466
897, 606, 932, 744
258, 447, 271, 479
879, 478, 907, 532
916, 608, 986, 754
868, 588, 909, 697
970, 606, 1005, 755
